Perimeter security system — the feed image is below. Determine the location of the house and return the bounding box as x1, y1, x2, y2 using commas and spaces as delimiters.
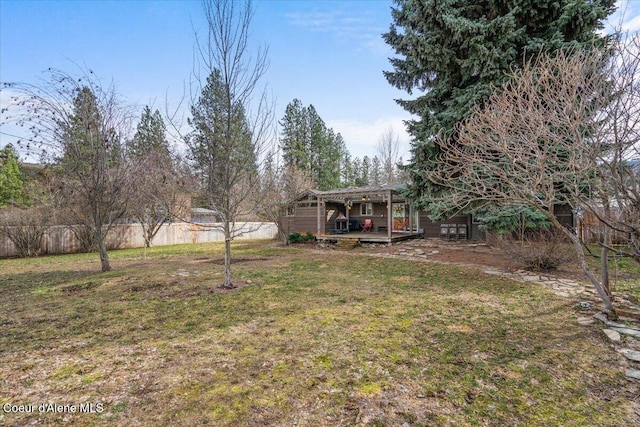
279, 184, 481, 244
190, 207, 222, 223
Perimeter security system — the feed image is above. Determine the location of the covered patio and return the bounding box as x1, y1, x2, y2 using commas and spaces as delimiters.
312, 185, 423, 244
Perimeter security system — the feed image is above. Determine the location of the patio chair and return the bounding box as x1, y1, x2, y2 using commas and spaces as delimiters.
362, 218, 373, 232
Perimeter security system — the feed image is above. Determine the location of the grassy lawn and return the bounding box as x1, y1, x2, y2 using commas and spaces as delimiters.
585, 248, 640, 301
0, 240, 635, 426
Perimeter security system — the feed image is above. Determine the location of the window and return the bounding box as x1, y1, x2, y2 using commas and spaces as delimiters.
360, 202, 372, 216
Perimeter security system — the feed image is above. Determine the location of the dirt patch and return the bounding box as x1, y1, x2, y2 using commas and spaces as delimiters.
202, 256, 271, 265
354, 238, 590, 282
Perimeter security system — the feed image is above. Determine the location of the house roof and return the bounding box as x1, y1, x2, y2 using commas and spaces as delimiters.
306, 184, 407, 204
191, 208, 220, 215
310, 184, 405, 198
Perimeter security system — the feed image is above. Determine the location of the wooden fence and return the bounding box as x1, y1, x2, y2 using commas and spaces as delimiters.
0, 222, 278, 258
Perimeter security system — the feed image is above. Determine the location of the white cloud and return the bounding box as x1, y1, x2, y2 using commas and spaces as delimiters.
285, 8, 389, 56
622, 14, 640, 33
327, 116, 413, 160
603, 1, 640, 34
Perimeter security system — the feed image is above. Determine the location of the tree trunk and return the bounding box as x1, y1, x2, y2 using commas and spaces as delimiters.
222, 220, 234, 289
601, 200, 612, 298
278, 227, 290, 245
601, 245, 610, 297
96, 231, 111, 272
556, 219, 616, 319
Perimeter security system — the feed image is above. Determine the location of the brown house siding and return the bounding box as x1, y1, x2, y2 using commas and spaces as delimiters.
554, 204, 574, 229
420, 213, 472, 239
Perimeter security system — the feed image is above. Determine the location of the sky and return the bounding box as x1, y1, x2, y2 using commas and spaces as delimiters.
1, 0, 640, 162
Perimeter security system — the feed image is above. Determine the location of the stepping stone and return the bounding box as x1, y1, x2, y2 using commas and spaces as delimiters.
483, 269, 502, 276
594, 313, 609, 323
603, 329, 621, 343
611, 327, 640, 338
617, 348, 640, 362
609, 320, 640, 330
577, 317, 594, 326
625, 369, 640, 380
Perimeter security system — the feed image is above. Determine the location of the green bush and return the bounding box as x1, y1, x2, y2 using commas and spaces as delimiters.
288, 232, 315, 244
477, 204, 550, 236
288, 232, 304, 243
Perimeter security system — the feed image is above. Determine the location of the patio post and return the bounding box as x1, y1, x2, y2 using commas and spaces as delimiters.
345, 199, 350, 231
387, 189, 392, 240
317, 196, 322, 237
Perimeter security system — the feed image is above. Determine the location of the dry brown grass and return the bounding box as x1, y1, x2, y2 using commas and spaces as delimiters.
0, 240, 636, 426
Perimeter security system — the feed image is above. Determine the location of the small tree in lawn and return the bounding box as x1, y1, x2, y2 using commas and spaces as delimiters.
188, 0, 273, 289
127, 106, 182, 249
2, 69, 133, 272
428, 36, 640, 318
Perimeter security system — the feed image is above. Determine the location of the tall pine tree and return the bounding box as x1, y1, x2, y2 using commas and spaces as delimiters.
383, 0, 616, 211
0, 144, 25, 207
129, 106, 170, 159
279, 98, 309, 171
279, 99, 348, 190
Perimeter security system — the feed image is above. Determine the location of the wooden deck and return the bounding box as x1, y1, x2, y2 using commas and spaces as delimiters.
317, 231, 423, 244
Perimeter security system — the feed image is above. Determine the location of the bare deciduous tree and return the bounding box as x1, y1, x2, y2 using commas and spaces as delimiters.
427, 35, 640, 318
377, 126, 401, 185
2, 68, 134, 271
127, 106, 187, 250
187, 0, 274, 288
128, 150, 183, 248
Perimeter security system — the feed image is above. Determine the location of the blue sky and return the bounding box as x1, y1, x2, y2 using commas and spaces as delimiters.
2, 0, 640, 161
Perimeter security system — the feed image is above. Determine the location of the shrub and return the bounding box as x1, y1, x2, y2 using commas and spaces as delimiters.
0, 207, 51, 257
495, 228, 576, 271
288, 231, 315, 244
288, 232, 304, 244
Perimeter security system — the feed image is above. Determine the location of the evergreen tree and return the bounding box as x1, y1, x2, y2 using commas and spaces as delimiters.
352, 157, 363, 187
384, 0, 616, 210
279, 99, 348, 190
279, 98, 309, 171
370, 156, 382, 186
341, 150, 353, 187
361, 155, 371, 186
59, 87, 122, 174
0, 144, 25, 207
129, 106, 170, 159
187, 69, 256, 205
